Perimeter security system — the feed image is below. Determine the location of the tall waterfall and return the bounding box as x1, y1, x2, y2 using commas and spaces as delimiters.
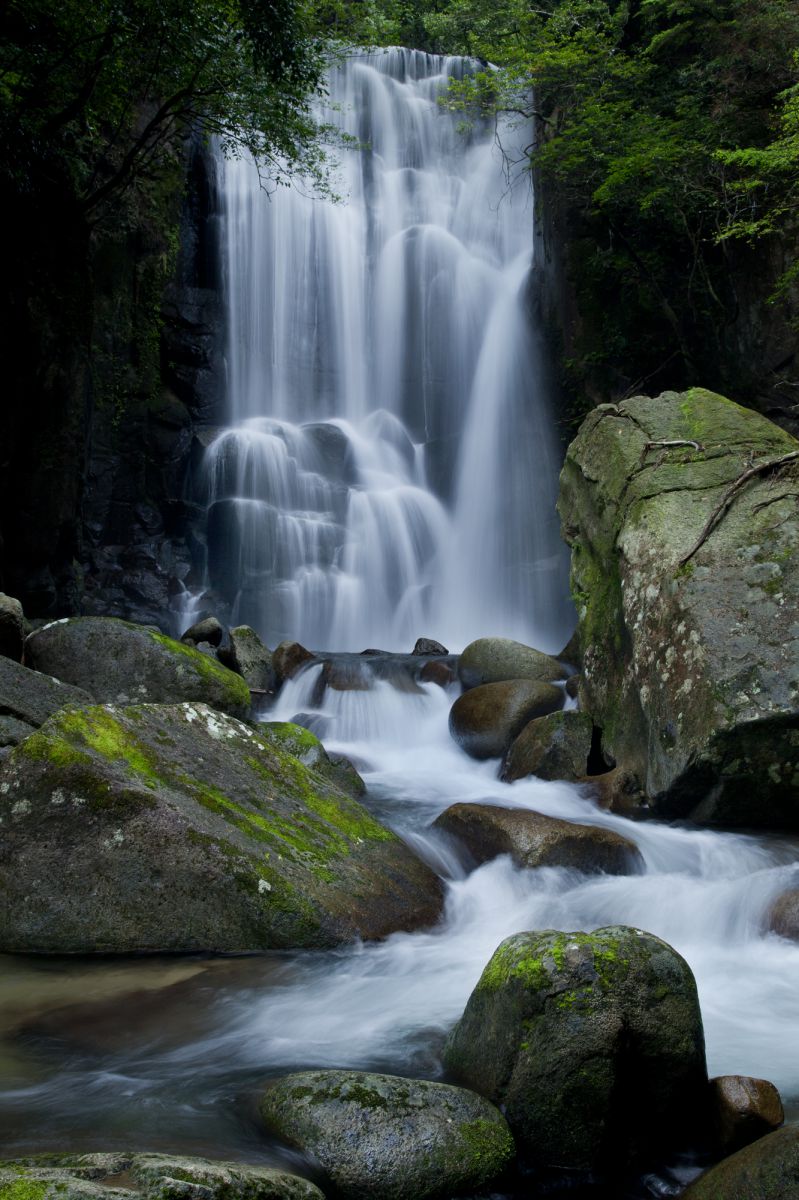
203, 48, 572, 652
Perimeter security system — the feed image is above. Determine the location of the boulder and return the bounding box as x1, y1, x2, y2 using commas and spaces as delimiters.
272, 640, 315, 686
25, 617, 250, 720
412, 637, 449, 655
767, 888, 799, 940
433, 804, 643, 875
501, 710, 594, 782
0, 1153, 321, 1200
0, 592, 25, 661
217, 624, 275, 692
558, 389, 799, 828
261, 721, 366, 798
709, 1075, 784, 1155
443, 926, 707, 1172
181, 615, 224, 647
260, 1070, 514, 1200
0, 656, 93, 748
449, 680, 563, 759
580, 765, 650, 819
0, 702, 442, 952
682, 1124, 799, 1199
458, 637, 565, 689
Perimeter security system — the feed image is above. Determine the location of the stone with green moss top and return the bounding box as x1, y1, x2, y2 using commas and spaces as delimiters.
25, 617, 250, 719
260, 1069, 514, 1200
260, 722, 366, 799
0, 701, 441, 953
444, 925, 707, 1174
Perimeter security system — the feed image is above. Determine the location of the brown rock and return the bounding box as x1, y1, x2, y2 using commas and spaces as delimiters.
502, 710, 593, 782
449, 679, 563, 760
709, 1076, 784, 1156
579, 766, 649, 819
273, 640, 315, 685
432, 803, 643, 875
767, 888, 799, 941
420, 660, 456, 687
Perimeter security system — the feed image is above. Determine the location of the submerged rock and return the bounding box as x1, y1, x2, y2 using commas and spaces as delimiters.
458, 636, 565, 689
0, 592, 24, 661
0, 656, 93, 749
0, 1153, 321, 1200
0, 702, 442, 953
709, 1075, 784, 1155
767, 888, 799, 941
501, 709, 593, 782
683, 1124, 799, 1199
449, 679, 563, 759
419, 659, 456, 687
260, 1070, 514, 1200
559, 389, 799, 828
443, 926, 707, 1172
25, 617, 250, 719
433, 803, 643, 875
218, 624, 275, 692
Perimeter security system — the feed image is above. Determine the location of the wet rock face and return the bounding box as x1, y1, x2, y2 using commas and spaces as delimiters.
260, 1070, 514, 1200
558, 389, 799, 828
449, 680, 564, 759
25, 616, 251, 719
683, 1124, 799, 1199
0, 1153, 322, 1200
0, 704, 442, 953
443, 926, 707, 1173
709, 1075, 784, 1155
433, 803, 643, 875
217, 624, 274, 692
458, 637, 565, 689
501, 709, 593, 782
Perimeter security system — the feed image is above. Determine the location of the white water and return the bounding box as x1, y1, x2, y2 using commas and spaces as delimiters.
202, 48, 571, 652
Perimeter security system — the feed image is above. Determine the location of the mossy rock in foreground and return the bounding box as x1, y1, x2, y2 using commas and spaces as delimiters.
0, 704, 442, 952
260, 1070, 514, 1200
0, 1153, 322, 1200
443, 926, 707, 1174
682, 1124, 799, 1199
25, 617, 251, 719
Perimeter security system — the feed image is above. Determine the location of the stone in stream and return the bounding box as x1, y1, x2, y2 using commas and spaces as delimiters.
419, 659, 456, 687
260, 1070, 514, 1200
0, 655, 93, 749
25, 617, 250, 719
433, 803, 643, 875
682, 1124, 799, 1199
181, 615, 224, 647
458, 636, 566, 689
766, 887, 799, 941
411, 637, 449, 655
0, 1153, 322, 1200
0, 592, 25, 661
709, 1075, 784, 1155
443, 926, 708, 1173
0, 703, 442, 953
272, 640, 315, 686
501, 709, 594, 782
449, 679, 563, 759
217, 624, 275, 693
558, 388, 799, 829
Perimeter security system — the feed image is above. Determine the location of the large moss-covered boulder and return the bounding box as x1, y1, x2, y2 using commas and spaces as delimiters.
449, 680, 563, 759
25, 617, 251, 719
501, 709, 594, 782
433, 803, 642, 875
682, 1124, 799, 1199
558, 389, 799, 828
443, 927, 707, 1172
458, 637, 565, 689
0, 704, 442, 952
260, 1070, 514, 1200
0, 1153, 322, 1200
0, 656, 92, 749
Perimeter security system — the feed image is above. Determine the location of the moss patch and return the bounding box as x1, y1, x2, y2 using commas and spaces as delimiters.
146, 631, 250, 708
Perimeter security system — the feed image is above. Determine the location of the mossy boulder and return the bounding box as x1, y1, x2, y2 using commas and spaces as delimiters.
443, 926, 707, 1173
0, 1153, 321, 1200
682, 1124, 799, 1199
501, 709, 593, 782
458, 637, 565, 689
25, 618, 250, 720
449, 680, 563, 760
217, 625, 274, 692
0, 657, 93, 749
0, 703, 442, 952
261, 721, 366, 799
260, 1070, 514, 1200
433, 804, 643, 875
558, 389, 799, 828
709, 1076, 784, 1156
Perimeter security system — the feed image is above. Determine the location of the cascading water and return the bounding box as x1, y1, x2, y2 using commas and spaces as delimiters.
202, 48, 571, 652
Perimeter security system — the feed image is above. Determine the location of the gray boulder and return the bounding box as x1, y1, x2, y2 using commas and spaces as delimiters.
449, 680, 563, 760
433, 803, 643, 875
0, 656, 93, 749
767, 888, 799, 940
709, 1075, 784, 1155
501, 709, 593, 782
443, 926, 707, 1172
217, 625, 275, 692
261, 721, 366, 798
181, 616, 224, 647
558, 389, 799, 828
25, 617, 250, 719
412, 637, 448, 655
0, 1153, 321, 1200
0, 592, 24, 661
260, 1070, 514, 1200
0, 702, 442, 953
458, 636, 565, 689
682, 1124, 799, 1199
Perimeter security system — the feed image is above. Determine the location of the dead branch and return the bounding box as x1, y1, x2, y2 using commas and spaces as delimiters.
678, 450, 799, 566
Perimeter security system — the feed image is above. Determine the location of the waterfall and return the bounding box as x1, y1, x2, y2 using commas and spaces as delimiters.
202, 48, 572, 652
